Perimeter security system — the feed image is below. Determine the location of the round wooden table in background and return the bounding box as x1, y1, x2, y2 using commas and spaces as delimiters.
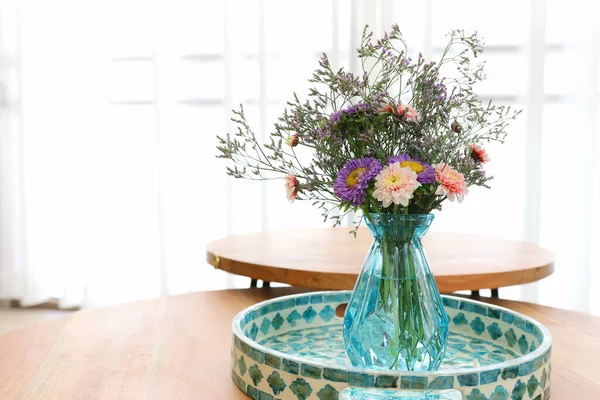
206, 229, 554, 293
0, 288, 599, 399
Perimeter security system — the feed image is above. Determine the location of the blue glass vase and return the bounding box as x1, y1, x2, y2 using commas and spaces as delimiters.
343, 213, 449, 371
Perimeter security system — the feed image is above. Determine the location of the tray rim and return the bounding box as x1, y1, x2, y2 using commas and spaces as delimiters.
232, 290, 552, 377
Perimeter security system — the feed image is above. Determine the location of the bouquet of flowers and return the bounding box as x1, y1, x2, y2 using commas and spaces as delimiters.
217, 24, 519, 228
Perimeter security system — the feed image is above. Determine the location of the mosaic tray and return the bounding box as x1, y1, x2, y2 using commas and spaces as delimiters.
231, 291, 552, 400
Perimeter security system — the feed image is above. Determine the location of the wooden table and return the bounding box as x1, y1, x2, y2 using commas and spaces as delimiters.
0, 288, 598, 399
206, 229, 554, 294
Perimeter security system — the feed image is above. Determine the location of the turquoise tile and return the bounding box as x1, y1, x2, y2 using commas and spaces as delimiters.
271, 313, 284, 330
540, 368, 548, 389
264, 353, 280, 369
260, 318, 271, 335
457, 373, 479, 387
250, 348, 264, 364
295, 296, 310, 306
310, 294, 324, 304
301, 364, 322, 379
504, 328, 517, 347
324, 293, 344, 303
501, 312, 515, 324
487, 308, 501, 319
543, 349, 550, 363
302, 307, 317, 323
512, 380, 526, 400
466, 388, 487, 400
238, 355, 247, 376
442, 297, 460, 309
348, 372, 374, 387
527, 375, 539, 398
518, 335, 529, 354
470, 317, 485, 335
286, 310, 302, 327
518, 360, 533, 376
400, 376, 428, 389
514, 316, 527, 332
248, 364, 264, 386
459, 301, 487, 316
501, 366, 518, 380
290, 378, 313, 400
525, 321, 536, 334
452, 312, 468, 326
319, 305, 335, 322
374, 375, 398, 388
232, 370, 247, 392
480, 369, 501, 384
323, 368, 347, 382
282, 359, 299, 374
533, 355, 544, 372
246, 385, 258, 398
269, 301, 283, 312
487, 323, 503, 340
489, 385, 509, 400
283, 299, 296, 309
529, 341, 537, 352
428, 376, 454, 389
267, 371, 286, 395
258, 306, 269, 317
317, 384, 339, 400
241, 341, 251, 357
249, 323, 259, 341
258, 389, 274, 400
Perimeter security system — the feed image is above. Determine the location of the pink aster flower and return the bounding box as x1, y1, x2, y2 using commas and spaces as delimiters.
396, 104, 420, 123
468, 143, 490, 163
284, 174, 299, 202
372, 162, 421, 208
434, 164, 468, 203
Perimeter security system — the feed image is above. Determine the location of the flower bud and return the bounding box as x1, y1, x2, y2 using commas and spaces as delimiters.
286, 133, 299, 147
451, 121, 461, 133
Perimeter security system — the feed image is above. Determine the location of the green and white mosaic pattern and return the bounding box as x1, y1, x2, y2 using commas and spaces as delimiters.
231, 292, 552, 400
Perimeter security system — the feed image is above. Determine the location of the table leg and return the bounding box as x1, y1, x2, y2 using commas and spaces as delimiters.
491, 288, 499, 298
262, 281, 271, 288
250, 279, 258, 288
471, 290, 480, 297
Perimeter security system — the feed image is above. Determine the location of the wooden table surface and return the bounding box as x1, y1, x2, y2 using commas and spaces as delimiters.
206, 229, 555, 292
1, 288, 598, 399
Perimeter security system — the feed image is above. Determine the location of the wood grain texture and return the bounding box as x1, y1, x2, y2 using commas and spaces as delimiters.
0, 288, 597, 399
206, 229, 555, 292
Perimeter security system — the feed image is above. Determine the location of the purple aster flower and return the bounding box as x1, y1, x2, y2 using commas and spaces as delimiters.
345, 102, 371, 116
329, 110, 342, 123
334, 157, 382, 206
387, 154, 436, 184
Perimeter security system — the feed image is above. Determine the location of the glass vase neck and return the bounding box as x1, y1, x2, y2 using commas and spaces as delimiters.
364, 213, 434, 241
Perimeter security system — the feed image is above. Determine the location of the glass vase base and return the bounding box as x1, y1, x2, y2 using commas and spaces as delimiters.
340, 388, 462, 400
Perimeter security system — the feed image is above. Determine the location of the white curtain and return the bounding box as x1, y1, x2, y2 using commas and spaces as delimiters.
0, 0, 598, 312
